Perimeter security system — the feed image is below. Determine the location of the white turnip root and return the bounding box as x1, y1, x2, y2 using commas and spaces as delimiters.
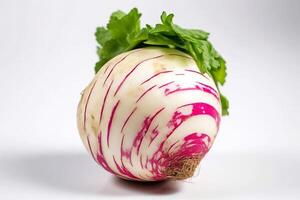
77, 47, 221, 181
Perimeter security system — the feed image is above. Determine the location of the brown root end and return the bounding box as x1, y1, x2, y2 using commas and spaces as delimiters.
164, 155, 202, 180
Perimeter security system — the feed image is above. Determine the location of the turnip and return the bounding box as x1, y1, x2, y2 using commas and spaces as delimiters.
77, 8, 229, 181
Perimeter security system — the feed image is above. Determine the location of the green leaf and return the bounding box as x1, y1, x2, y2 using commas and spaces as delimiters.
220, 94, 229, 116
211, 57, 226, 85
107, 8, 141, 39
161, 12, 174, 25
94, 8, 143, 73
95, 27, 111, 46
144, 33, 184, 48
94, 8, 229, 116
149, 24, 174, 35
110, 10, 126, 19
172, 25, 209, 42
127, 28, 149, 48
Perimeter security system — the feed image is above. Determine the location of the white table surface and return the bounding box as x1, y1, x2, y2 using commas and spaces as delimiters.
0, 0, 299, 199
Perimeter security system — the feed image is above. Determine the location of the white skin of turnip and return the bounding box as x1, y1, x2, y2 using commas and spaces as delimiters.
77, 47, 221, 181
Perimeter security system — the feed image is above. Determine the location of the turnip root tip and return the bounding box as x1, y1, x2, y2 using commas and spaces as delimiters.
164, 155, 201, 180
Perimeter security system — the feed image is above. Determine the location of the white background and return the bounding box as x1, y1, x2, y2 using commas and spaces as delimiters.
0, 0, 299, 199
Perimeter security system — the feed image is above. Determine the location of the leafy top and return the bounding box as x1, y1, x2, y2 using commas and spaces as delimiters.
95, 8, 229, 115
